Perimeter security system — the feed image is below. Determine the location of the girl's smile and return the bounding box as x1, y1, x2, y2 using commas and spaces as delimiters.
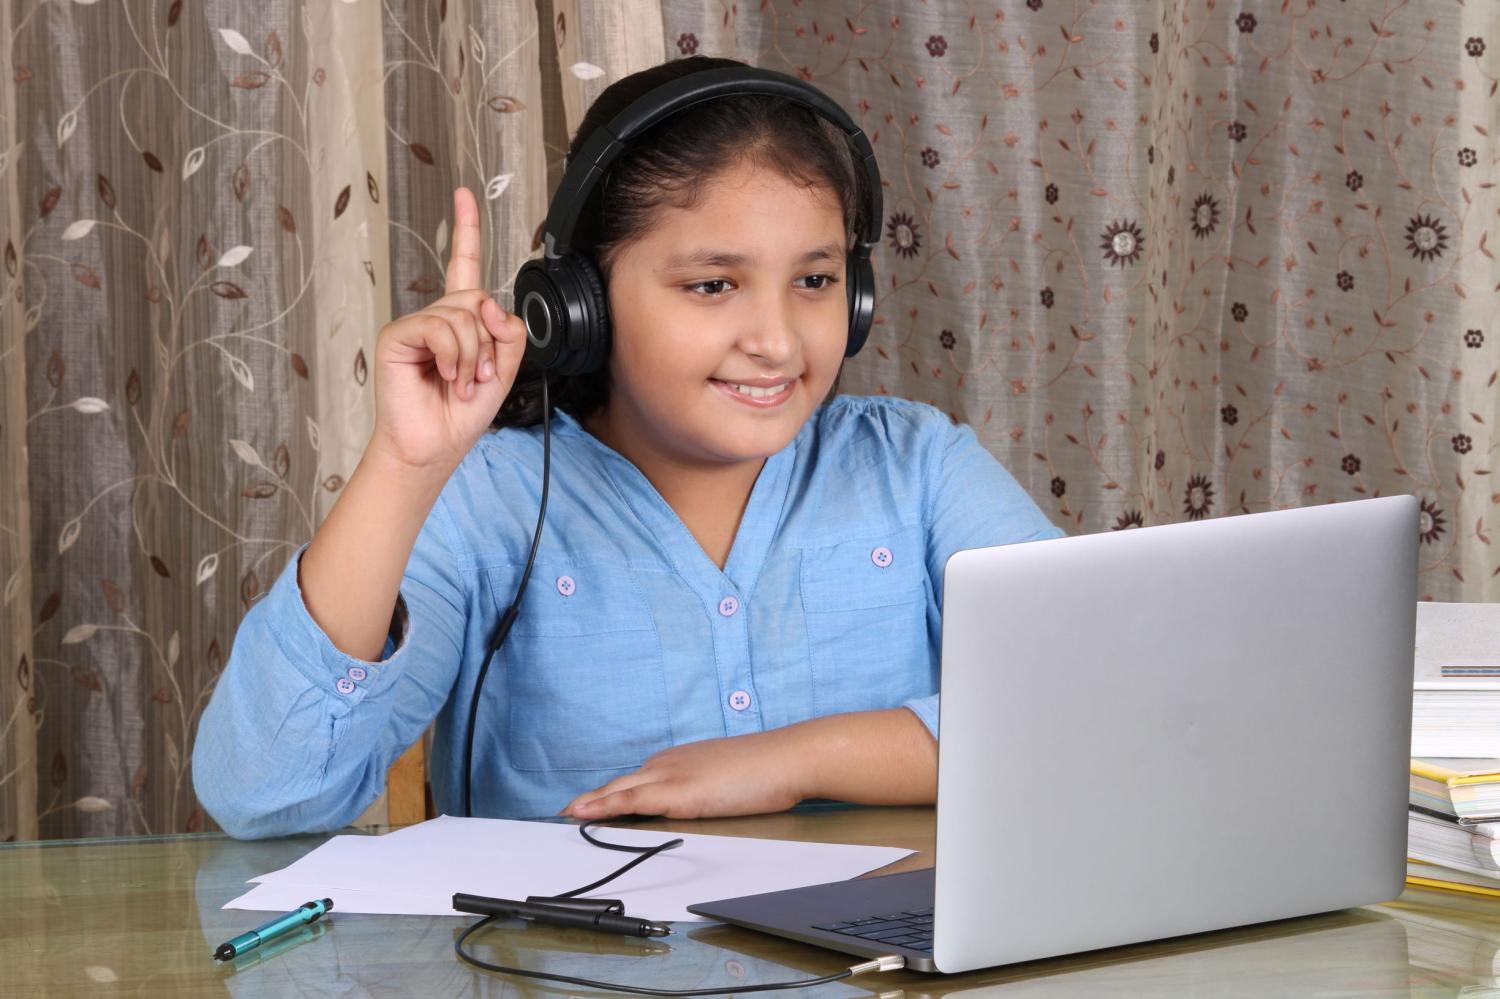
709, 377, 796, 407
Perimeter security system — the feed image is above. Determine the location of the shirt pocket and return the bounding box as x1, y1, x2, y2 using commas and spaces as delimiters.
491, 561, 672, 772
799, 526, 934, 717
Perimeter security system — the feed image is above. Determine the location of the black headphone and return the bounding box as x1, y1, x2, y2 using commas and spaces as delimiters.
512, 65, 884, 377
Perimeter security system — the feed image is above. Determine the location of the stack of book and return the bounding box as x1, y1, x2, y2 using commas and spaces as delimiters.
1408, 759, 1500, 897
1407, 602, 1500, 896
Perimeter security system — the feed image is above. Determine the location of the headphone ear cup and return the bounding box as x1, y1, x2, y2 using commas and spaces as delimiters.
514, 258, 565, 372
513, 253, 611, 376
844, 254, 875, 358
566, 253, 611, 376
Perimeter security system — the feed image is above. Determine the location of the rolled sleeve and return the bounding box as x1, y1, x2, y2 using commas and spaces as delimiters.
901, 692, 940, 739
193, 498, 470, 839
262, 543, 411, 709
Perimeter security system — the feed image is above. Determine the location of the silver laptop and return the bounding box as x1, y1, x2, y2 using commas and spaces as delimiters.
688, 495, 1420, 973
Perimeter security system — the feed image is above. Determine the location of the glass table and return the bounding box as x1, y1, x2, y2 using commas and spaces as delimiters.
1, 805, 1494, 997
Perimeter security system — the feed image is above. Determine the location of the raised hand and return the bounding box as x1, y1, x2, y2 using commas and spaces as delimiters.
368, 186, 528, 473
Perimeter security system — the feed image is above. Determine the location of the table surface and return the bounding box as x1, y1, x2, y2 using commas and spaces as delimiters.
1, 805, 1496, 998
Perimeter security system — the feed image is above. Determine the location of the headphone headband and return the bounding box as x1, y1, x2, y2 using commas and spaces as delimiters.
540, 66, 883, 260
514, 64, 883, 375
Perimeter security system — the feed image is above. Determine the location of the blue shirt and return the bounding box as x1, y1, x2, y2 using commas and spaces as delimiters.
192, 395, 1063, 838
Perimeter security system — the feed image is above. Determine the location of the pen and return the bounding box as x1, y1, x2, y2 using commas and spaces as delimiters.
213, 898, 334, 961
217, 920, 329, 974
453, 892, 671, 937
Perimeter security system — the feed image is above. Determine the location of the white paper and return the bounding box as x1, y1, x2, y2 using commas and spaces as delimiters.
1415, 602, 1500, 690
225, 814, 914, 922
228, 881, 460, 916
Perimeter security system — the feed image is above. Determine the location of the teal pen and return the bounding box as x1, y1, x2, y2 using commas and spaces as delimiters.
219, 920, 329, 974
213, 898, 334, 961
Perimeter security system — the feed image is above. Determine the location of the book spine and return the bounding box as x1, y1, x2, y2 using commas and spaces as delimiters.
1406, 874, 1500, 899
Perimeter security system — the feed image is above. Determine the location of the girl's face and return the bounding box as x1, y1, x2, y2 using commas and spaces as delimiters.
587, 159, 850, 473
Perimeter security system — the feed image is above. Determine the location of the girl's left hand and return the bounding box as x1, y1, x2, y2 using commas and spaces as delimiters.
561, 729, 811, 820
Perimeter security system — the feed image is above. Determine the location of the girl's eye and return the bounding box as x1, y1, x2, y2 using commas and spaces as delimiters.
684, 274, 842, 296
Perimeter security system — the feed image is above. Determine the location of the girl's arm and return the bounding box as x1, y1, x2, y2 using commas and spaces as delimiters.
563, 707, 935, 819
192, 188, 527, 838
794, 707, 937, 803
193, 396, 480, 839
298, 186, 522, 659
297, 447, 451, 661
192, 486, 471, 839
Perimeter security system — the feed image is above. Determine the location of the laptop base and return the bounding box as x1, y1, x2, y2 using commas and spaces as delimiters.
688, 867, 940, 973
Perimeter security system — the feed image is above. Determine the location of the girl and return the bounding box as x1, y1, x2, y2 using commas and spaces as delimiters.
193, 56, 1062, 839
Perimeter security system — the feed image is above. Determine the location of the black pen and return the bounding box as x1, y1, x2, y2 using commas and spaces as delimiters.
214, 898, 334, 961
453, 892, 671, 937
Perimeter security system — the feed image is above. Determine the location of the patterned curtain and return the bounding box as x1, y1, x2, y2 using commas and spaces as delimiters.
0, 0, 641, 842
5, 0, 1497, 841
663, 0, 1500, 590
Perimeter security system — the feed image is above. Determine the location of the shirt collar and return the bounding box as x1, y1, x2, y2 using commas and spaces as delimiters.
544, 404, 801, 597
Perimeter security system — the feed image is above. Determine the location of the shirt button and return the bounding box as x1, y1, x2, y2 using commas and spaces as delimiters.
556, 575, 576, 597
347, 666, 368, 682
335, 677, 356, 695
728, 690, 752, 711
871, 546, 893, 568
718, 595, 739, 617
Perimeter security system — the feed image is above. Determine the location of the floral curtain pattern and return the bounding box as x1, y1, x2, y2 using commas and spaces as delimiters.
4, 0, 1498, 841
0, 0, 553, 842
663, 0, 1500, 594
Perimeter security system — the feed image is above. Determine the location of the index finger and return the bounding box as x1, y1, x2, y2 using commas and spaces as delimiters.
444, 186, 482, 293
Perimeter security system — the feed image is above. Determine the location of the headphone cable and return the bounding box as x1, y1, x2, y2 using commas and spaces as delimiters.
451, 934, 891, 997
462, 374, 551, 818
453, 818, 906, 993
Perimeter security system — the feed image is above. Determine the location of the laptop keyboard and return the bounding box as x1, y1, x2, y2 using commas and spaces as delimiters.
812, 907, 933, 953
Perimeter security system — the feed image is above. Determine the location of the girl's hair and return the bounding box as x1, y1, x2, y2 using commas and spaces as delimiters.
493, 56, 868, 430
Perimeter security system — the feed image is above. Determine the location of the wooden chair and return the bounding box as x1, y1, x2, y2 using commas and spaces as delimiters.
386, 737, 431, 825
